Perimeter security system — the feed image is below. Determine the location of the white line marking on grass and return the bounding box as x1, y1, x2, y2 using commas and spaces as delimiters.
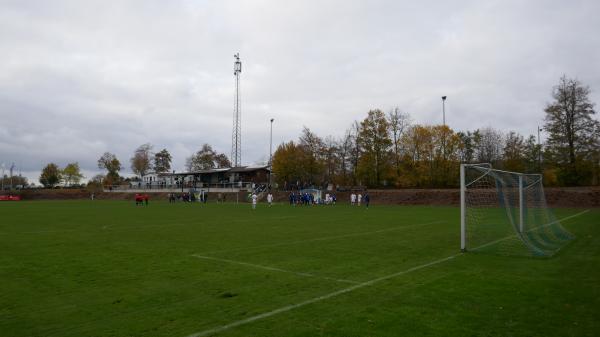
472, 209, 590, 252
202, 220, 444, 255
191, 254, 360, 285
184, 210, 591, 337
185, 254, 458, 337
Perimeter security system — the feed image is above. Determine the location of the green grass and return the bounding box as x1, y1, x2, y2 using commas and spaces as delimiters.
0, 201, 598, 337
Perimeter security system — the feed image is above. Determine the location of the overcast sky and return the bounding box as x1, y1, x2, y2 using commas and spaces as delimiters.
1, 0, 599, 183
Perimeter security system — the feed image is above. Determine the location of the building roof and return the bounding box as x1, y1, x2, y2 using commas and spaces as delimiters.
157, 165, 269, 176
229, 165, 270, 173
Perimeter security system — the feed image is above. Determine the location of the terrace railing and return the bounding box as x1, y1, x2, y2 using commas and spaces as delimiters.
103, 181, 264, 192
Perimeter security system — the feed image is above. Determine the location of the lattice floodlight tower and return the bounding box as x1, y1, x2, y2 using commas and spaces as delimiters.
460, 163, 574, 257
231, 53, 242, 167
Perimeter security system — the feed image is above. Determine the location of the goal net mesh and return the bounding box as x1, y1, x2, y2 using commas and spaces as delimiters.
463, 164, 574, 257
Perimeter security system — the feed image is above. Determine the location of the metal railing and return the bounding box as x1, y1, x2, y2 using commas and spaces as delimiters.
104, 181, 265, 192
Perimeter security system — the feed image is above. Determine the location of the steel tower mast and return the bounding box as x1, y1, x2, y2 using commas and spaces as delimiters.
231, 53, 242, 167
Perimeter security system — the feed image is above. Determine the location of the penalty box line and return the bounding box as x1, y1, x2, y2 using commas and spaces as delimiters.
471, 209, 591, 252
184, 210, 590, 337
191, 254, 360, 285
186, 254, 459, 337
201, 220, 445, 255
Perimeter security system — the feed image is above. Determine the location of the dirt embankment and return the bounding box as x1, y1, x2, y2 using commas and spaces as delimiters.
4, 187, 599, 208
274, 187, 600, 208
6, 189, 250, 202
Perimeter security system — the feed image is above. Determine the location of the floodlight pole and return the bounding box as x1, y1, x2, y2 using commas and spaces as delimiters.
269, 118, 274, 190
231, 53, 242, 167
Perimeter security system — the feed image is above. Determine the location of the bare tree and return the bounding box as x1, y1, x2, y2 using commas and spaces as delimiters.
323, 136, 339, 185
473, 127, 504, 164
544, 75, 598, 166
388, 107, 411, 176
298, 126, 325, 184
186, 144, 231, 171
130, 143, 153, 178
503, 131, 526, 171
349, 121, 361, 185
336, 129, 354, 185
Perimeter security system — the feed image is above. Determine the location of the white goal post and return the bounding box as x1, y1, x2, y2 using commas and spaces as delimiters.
460, 163, 573, 256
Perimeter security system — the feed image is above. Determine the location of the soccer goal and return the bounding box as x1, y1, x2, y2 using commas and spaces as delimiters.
460, 163, 574, 256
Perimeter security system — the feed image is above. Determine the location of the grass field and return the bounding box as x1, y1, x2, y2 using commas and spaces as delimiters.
1, 200, 599, 337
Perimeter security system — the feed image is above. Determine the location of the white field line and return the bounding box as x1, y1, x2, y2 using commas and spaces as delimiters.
471, 209, 590, 252
184, 210, 590, 337
202, 220, 444, 255
191, 254, 360, 285
186, 254, 458, 337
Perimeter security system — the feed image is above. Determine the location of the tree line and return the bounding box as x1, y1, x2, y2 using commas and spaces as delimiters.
37, 162, 85, 188
33, 75, 598, 189
91, 143, 230, 187
272, 76, 600, 188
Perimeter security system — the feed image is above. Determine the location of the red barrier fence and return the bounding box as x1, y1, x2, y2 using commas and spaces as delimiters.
0, 195, 21, 201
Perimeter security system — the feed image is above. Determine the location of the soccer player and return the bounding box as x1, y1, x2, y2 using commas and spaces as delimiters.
267, 192, 273, 207
252, 192, 258, 209
364, 193, 370, 208
350, 193, 356, 206
357, 193, 362, 206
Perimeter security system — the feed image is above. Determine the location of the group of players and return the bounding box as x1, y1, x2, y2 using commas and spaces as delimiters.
349, 192, 370, 207
282, 191, 370, 208
286, 191, 328, 206
133, 190, 371, 209
134, 193, 149, 206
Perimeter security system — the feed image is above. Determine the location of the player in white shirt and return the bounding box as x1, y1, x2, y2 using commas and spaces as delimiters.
357, 193, 362, 206
252, 193, 258, 209
267, 192, 273, 207
350, 193, 356, 205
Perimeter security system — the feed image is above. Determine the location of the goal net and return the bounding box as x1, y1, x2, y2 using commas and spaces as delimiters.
460, 163, 574, 257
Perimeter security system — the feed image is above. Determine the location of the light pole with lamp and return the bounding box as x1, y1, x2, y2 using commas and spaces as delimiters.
442, 96, 447, 126
442, 96, 447, 157
537, 126, 543, 172
269, 118, 274, 190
